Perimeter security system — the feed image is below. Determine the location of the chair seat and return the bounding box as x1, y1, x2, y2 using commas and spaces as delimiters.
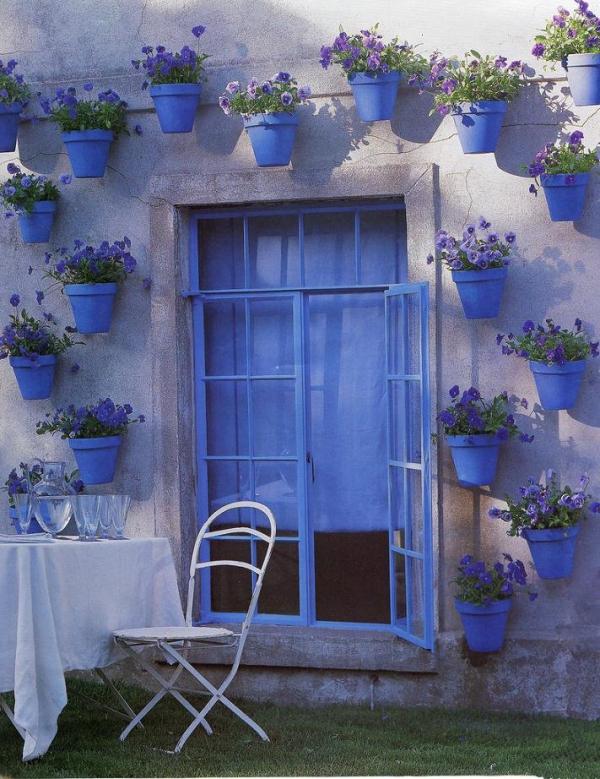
114, 625, 234, 643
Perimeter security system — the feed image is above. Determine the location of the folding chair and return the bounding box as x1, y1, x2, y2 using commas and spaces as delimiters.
113, 500, 276, 752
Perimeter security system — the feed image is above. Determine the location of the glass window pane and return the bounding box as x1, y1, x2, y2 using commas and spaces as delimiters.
199, 218, 245, 290
250, 298, 295, 375
304, 212, 355, 286
257, 541, 300, 615
209, 540, 251, 613
207, 461, 250, 518
204, 300, 246, 376
407, 555, 425, 639
389, 380, 422, 463
393, 552, 407, 622
254, 461, 299, 534
248, 215, 300, 288
252, 380, 296, 457
206, 381, 248, 456
360, 209, 405, 284
388, 293, 421, 376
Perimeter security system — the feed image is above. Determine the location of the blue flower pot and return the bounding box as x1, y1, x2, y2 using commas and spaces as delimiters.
541, 173, 590, 222
62, 129, 114, 178
446, 434, 501, 487
64, 282, 118, 334
243, 113, 298, 167
451, 100, 507, 154
0, 102, 22, 152
566, 53, 600, 106
9, 354, 57, 400
10, 505, 44, 535
348, 71, 401, 121
69, 436, 121, 485
522, 525, 580, 580
529, 359, 586, 411
451, 267, 508, 319
150, 83, 202, 133
455, 597, 512, 653
17, 201, 57, 244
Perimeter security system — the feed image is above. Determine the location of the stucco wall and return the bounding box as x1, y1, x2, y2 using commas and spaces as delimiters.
1, 0, 599, 715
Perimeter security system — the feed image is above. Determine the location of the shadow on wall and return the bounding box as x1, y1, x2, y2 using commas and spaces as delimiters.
390, 86, 443, 145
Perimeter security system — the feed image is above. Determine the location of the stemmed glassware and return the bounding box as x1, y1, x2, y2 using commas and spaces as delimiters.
97, 496, 113, 539
13, 493, 34, 534
107, 495, 131, 540
72, 495, 100, 541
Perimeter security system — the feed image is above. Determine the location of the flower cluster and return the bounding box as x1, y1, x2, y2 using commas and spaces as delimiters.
526, 131, 598, 193
422, 50, 526, 115
0, 295, 80, 361
219, 73, 311, 116
497, 318, 598, 364
437, 385, 534, 442
133, 26, 208, 87
0, 58, 31, 105
4, 462, 83, 507
454, 553, 537, 606
489, 470, 600, 535
36, 398, 145, 440
532, 1, 600, 61
1, 163, 70, 216
41, 84, 128, 135
43, 237, 136, 286
319, 25, 427, 77
427, 217, 516, 272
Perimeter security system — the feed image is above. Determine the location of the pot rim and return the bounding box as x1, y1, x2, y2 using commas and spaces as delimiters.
348, 70, 402, 83
451, 266, 508, 281
243, 112, 299, 127
529, 359, 586, 374
454, 596, 512, 614
451, 99, 508, 114
9, 354, 57, 367
68, 435, 122, 449
522, 524, 580, 540
61, 129, 115, 141
446, 433, 501, 447
64, 282, 119, 295
540, 172, 590, 186
149, 83, 202, 94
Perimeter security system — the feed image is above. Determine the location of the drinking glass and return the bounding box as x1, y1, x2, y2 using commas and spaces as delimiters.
13, 493, 33, 534
96, 495, 113, 539
72, 495, 100, 541
108, 495, 131, 540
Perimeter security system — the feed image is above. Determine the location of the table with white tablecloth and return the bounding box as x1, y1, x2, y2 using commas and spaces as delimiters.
0, 536, 185, 761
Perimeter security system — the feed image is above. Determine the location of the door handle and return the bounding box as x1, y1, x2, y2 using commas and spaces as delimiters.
306, 452, 316, 483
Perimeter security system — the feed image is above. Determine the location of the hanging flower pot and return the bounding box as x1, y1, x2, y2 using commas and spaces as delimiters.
17, 201, 57, 244
454, 597, 512, 652
529, 359, 586, 410
565, 53, 600, 105
446, 434, 501, 487
522, 525, 580, 580
0, 61, 30, 151
0, 103, 22, 152
451, 100, 507, 154
150, 84, 202, 133
452, 267, 508, 319
243, 113, 299, 166
9, 355, 56, 400
541, 172, 590, 221
348, 71, 401, 121
62, 129, 114, 178
64, 283, 119, 334
68, 436, 122, 485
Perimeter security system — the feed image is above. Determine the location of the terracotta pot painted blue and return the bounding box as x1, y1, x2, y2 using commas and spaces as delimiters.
566, 53, 600, 106
522, 525, 580, 580
0, 102, 22, 152
69, 436, 121, 484
348, 71, 401, 121
541, 173, 589, 222
243, 113, 298, 167
447, 434, 500, 488
455, 597, 512, 653
64, 282, 118, 334
451, 266, 508, 319
10, 505, 44, 535
150, 83, 202, 133
17, 201, 57, 244
62, 129, 114, 178
9, 354, 57, 400
451, 100, 507, 153
529, 359, 586, 410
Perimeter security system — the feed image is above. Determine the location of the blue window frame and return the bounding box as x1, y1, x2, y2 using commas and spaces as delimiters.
187, 201, 433, 649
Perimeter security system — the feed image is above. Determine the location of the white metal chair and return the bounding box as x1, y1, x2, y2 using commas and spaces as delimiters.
113, 500, 276, 752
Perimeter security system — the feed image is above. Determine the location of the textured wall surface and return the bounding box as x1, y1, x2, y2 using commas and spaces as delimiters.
1, 0, 599, 715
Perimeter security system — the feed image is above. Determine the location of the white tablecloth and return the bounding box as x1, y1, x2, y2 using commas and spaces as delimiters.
0, 537, 185, 761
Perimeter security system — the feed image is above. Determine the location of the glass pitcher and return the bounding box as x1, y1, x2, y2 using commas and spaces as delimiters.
26, 460, 73, 534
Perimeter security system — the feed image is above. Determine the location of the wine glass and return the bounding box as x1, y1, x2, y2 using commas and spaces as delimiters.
13, 493, 33, 534
96, 496, 113, 540
35, 495, 73, 535
108, 495, 131, 540
72, 495, 100, 541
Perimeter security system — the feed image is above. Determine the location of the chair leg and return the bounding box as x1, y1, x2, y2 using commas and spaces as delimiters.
93, 668, 144, 729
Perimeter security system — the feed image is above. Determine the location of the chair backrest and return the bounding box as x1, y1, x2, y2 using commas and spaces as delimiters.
185, 501, 277, 652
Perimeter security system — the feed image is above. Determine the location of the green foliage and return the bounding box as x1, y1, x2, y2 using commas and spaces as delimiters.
0, 71, 31, 105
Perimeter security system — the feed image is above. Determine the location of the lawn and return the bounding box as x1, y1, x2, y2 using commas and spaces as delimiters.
0, 678, 598, 778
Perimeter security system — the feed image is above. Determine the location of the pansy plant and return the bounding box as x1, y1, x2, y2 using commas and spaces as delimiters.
219, 74, 311, 116
43, 237, 137, 286
0, 294, 81, 362
319, 24, 427, 78
1, 163, 70, 216
427, 217, 515, 271
41, 84, 128, 135
489, 469, 600, 535
422, 50, 526, 115
498, 318, 599, 364
526, 131, 598, 193
36, 398, 145, 440
453, 554, 537, 606
532, 1, 600, 63
437, 385, 534, 442
0, 59, 31, 106
132, 25, 208, 87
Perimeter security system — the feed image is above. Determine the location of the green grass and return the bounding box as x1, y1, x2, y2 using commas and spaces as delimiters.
1, 678, 599, 778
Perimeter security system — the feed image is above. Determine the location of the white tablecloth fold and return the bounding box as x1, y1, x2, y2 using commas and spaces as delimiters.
0, 537, 185, 760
